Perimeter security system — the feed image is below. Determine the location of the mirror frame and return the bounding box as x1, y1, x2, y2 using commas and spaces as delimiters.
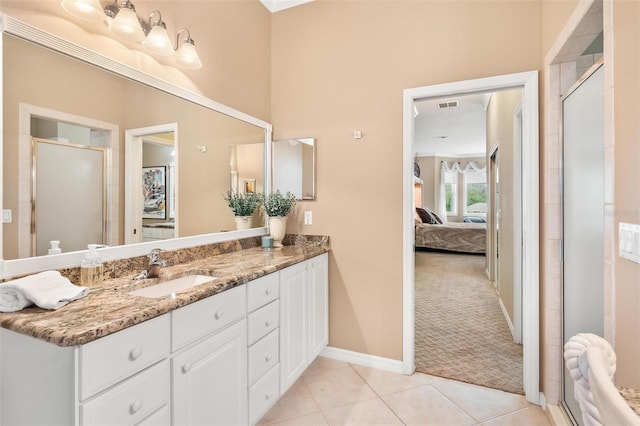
0, 14, 272, 278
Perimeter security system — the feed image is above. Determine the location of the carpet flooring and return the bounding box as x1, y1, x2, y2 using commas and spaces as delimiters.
414, 250, 524, 395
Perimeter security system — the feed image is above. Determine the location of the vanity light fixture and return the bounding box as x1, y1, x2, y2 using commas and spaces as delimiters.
61, 0, 105, 22
175, 29, 203, 70
142, 11, 174, 56
60, 0, 202, 69
109, 0, 146, 41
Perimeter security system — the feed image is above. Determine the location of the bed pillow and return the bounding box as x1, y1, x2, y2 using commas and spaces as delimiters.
415, 211, 423, 226
416, 207, 437, 224
430, 210, 443, 224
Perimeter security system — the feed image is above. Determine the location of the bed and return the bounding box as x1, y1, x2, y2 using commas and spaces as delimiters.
415, 208, 486, 254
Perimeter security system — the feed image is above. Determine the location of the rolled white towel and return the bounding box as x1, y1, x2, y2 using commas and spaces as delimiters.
0, 271, 89, 312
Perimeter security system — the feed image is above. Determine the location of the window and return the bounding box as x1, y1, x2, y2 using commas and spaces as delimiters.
464, 171, 487, 216
444, 171, 458, 215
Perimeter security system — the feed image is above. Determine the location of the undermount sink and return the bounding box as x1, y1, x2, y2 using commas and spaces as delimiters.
128, 274, 216, 299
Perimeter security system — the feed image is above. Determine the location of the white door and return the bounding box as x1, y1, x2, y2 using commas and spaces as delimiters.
562, 64, 604, 425
279, 261, 308, 393
172, 320, 247, 426
308, 254, 329, 361
34, 139, 105, 256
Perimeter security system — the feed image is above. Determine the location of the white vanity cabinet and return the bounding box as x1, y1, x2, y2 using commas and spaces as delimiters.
171, 284, 248, 425
172, 320, 247, 425
0, 252, 329, 426
246, 273, 280, 424
0, 314, 171, 426
279, 253, 329, 394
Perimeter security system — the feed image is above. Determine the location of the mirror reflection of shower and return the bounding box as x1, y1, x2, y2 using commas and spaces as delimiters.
272, 137, 316, 200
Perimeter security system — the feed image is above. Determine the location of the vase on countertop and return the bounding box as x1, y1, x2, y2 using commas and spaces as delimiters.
268, 216, 287, 247
235, 216, 252, 230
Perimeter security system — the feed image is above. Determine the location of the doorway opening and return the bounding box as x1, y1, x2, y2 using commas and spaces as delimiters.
17, 104, 119, 259
402, 71, 540, 404
124, 123, 179, 245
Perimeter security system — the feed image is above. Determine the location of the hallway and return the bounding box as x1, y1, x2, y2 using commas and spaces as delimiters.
414, 251, 523, 394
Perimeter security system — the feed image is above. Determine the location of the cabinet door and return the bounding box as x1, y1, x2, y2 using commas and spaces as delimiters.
172, 320, 247, 426
279, 261, 308, 394
308, 253, 329, 361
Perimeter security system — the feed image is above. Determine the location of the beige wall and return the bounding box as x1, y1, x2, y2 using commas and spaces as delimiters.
272, 0, 542, 360
611, 0, 640, 388
486, 89, 523, 323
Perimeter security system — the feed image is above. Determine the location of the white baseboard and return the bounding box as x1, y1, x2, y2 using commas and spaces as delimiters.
320, 346, 404, 374
498, 295, 515, 339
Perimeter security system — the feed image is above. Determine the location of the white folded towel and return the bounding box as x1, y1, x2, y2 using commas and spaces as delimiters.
0, 270, 89, 312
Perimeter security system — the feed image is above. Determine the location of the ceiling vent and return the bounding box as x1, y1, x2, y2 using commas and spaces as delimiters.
437, 100, 459, 109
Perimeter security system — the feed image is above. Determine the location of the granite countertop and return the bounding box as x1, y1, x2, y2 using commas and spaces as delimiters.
0, 243, 329, 347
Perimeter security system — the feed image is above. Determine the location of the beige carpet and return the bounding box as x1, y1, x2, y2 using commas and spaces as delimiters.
414, 250, 524, 394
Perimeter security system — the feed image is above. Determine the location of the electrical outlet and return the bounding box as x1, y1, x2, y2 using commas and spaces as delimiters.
304, 211, 312, 225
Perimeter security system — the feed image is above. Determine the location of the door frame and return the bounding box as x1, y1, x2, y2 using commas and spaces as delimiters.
488, 145, 499, 289
402, 71, 540, 404
124, 123, 179, 244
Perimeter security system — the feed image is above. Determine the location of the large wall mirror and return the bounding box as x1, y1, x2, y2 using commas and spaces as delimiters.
1, 16, 271, 276
272, 138, 315, 200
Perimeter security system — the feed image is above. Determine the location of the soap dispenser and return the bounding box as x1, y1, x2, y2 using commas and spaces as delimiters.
80, 244, 104, 290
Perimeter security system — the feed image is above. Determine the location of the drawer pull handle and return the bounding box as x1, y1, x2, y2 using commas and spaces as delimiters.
265, 354, 272, 363
129, 400, 143, 414
265, 319, 272, 327
214, 309, 224, 320
265, 287, 272, 296
129, 348, 143, 361
265, 391, 272, 400
182, 363, 192, 373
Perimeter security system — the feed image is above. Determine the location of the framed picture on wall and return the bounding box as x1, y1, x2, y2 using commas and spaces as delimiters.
244, 179, 256, 194
142, 166, 166, 219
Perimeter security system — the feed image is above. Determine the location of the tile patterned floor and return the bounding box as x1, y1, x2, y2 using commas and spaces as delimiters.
259, 357, 550, 426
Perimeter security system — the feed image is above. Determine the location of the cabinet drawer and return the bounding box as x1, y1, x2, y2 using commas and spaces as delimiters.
248, 329, 279, 386
79, 315, 170, 399
172, 285, 246, 351
137, 405, 170, 426
249, 364, 280, 425
142, 227, 163, 239
247, 299, 279, 345
247, 272, 279, 312
80, 360, 169, 426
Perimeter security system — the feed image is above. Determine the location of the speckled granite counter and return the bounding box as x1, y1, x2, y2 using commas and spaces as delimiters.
0, 237, 329, 347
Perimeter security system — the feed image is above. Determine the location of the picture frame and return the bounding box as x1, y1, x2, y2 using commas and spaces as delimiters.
142, 166, 166, 219
244, 179, 256, 194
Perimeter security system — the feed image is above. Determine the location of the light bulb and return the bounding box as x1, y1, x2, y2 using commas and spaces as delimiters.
61, 0, 105, 22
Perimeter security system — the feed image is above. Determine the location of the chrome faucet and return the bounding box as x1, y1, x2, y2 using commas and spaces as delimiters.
133, 248, 167, 280
147, 248, 166, 278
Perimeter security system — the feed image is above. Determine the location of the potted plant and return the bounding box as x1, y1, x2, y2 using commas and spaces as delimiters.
262, 190, 296, 247
223, 190, 262, 230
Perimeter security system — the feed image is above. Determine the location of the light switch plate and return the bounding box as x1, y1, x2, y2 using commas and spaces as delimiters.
2, 209, 12, 224
304, 211, 312, 225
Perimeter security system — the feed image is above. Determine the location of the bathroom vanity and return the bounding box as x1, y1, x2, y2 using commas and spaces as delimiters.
0, 242, 329, 426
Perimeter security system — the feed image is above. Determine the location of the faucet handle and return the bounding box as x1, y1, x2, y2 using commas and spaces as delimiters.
148, 248, 166, 267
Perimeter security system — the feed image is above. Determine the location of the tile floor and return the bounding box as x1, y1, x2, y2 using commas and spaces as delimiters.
258, 357, 551, 426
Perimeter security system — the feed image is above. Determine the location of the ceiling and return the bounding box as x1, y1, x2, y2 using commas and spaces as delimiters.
414, 92, 491, 157
259, 0, 315, 13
